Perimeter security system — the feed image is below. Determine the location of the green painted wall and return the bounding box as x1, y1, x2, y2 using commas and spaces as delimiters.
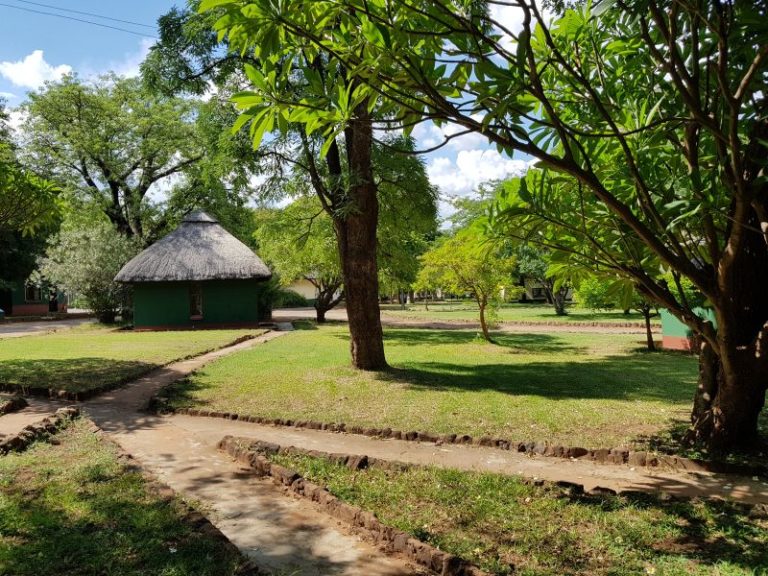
660, 308, 717, 338
134, 283, 189, 327
202, 280, 260, 324
133, 280, 266, 327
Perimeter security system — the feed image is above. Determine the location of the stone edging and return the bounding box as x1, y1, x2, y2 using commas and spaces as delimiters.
0, 407, 80, 454
219, 435, 489, 576
164, 406, 766, 479
0, 333, 261, 401
0, 395, 28, 415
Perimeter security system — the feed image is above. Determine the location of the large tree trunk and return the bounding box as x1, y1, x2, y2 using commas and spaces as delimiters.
335, 114, 387, 370
688, 203, 768, 451
689, 342, 766, 452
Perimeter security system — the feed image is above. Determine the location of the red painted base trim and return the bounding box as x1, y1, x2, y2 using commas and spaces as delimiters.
133, 322, 264, 332
662, 335, 693, 351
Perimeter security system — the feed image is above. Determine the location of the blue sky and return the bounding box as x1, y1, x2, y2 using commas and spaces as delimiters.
0, 0, 177, 100
0, 0, 531, 207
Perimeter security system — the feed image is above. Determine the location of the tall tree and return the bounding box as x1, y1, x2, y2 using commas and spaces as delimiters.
0, 103, 59, 237
23, 75, 204, 241
209, 0, 768, 452
253, 198, 343, 323
417, 226, 517, 342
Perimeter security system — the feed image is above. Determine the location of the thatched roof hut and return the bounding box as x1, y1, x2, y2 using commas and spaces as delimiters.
116, 211, 272, 329
116, 210, 271, 283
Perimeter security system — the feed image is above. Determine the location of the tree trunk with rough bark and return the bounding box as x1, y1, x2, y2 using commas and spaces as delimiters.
687, 202, 768, 451
641, 305, 655, 352
334, 114, 387, 371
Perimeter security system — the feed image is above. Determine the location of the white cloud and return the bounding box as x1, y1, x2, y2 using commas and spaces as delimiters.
0, 50, 72, 90
109, 38, 154, 79
427, 149, 529, 198
7, 109, 28, 135
412, 118, 492, 153
0, 91, 17, 100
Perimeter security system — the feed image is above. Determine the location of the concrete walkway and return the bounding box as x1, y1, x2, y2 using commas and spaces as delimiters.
168, 415, 768, 506
80, 330, 425, 576
3, 324, 765, 574
0, 398, 60, 437
0, 318, 93, 338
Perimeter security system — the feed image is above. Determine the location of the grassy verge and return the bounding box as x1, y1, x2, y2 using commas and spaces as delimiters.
0, 325, 264, 395
167, 323, 698, 448
0, 419, 248, 576
269, 451, 768, 576
380, 301, 660, 325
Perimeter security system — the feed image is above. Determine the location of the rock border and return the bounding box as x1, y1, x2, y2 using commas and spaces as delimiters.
0, 395, 28, 415
163, 405, 767, 479
219, 435, 489, 576
221, 436, 768, 546
0, 406, 80, 454
0, 333, 262, 401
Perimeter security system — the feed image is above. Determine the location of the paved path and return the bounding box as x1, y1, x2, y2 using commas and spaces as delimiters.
3, 323, 765, 574
273, 307, 659, 334
80, 330, 424, 576
168, 415, 768, 506
0, 318, 93, 338
0, 398, 60, 437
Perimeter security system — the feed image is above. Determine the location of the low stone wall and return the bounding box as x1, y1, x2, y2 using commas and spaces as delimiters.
166, 406, 766, 478
219, 435, 490, 576
0, 407, 80, 454
0, 395, 27, 415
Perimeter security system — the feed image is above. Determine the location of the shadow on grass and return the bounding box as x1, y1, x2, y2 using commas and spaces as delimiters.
605, 492, 768, 571
0, 457, 244, 575
377, 355, 694, 403
381, 328, 589, 354
0, 358, 159, 394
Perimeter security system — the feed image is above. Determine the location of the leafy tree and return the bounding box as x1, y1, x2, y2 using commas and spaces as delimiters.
417, 227, 517, 341
41, 216, 140, 323
253, 198, 343, 323
23, 75, 206, 241
575, 277, 614, 313
0, 103, 59, 237
516, 245, 570, 316
223, 0, 768, 451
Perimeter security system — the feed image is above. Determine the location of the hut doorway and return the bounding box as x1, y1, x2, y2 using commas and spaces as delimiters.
189, 282, 203, 320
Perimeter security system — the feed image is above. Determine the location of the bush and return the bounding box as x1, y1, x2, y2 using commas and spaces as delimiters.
575, 277, 614, 312
274, 289, 310, 308
40, 221, 140, 323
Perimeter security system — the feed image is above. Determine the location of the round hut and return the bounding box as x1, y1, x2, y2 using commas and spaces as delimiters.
115, 211, 271, 329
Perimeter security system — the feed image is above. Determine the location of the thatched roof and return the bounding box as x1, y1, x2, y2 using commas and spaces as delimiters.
115, 211, 271, 283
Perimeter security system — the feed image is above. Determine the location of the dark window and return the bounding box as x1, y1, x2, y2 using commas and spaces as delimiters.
531, 287, 545, 298
25, 284, 43, 302
189, 283, 203, 318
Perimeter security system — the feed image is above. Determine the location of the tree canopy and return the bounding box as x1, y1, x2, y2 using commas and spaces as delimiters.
203, 0, 768, 451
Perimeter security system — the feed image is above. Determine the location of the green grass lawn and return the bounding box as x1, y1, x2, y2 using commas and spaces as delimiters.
167, 323, 697, 448
269, 451, 768, 576
380, 301, 660, 325
0, 419, 249, 576
0, 324, 263, 395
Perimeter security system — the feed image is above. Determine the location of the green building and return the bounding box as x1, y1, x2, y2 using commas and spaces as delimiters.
115, 211, 272, 329
660, 308, 717, 351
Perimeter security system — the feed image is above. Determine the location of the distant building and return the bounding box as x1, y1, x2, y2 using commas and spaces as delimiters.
0, 279, 66, 317
115, 211, 272, 329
